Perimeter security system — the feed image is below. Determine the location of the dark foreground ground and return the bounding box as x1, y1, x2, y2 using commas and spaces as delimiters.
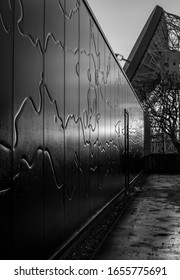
95, 174, 180, 260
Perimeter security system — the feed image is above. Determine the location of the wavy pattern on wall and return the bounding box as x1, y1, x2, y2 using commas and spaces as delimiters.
0, 0, 11, 34
0, 143, 11, 194
17, 0, 43, 53
0, 0, 144, 259
0, 12, 10, 33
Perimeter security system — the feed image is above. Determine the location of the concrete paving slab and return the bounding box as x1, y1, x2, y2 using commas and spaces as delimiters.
95, 174, 180, 260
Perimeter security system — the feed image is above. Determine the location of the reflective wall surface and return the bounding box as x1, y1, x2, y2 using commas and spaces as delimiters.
0, 0, 144, 259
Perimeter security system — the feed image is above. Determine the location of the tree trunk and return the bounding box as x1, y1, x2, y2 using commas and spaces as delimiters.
171, 139, 180, 154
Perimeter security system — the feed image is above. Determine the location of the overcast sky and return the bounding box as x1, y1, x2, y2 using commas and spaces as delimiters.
87, 0, 180, 65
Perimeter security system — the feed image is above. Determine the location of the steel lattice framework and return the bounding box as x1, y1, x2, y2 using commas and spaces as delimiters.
166, 11, 180, 51
124, 6, 180, 154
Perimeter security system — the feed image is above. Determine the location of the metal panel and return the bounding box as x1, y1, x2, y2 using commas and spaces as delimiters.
64, 0, 80, 238
0, 0, 13, 259
113, 62, 122, 194
98, 33, 106, 206
89, 18, 99, 213
104, 46, 112, 199
79, 1, 91, 224
128, 89, 144, 181
117, 69, 126, 190
110, 58, 117, 195
13, 0, 44, 259
44, 0, 65, 257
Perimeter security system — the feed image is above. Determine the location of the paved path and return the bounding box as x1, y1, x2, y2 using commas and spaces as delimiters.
95, 174, 180, 259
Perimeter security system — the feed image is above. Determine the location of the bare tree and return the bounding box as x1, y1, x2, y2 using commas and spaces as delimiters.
141, 73, 180, 154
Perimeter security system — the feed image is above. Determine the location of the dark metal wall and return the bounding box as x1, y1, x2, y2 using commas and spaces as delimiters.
0, 0, 144, 259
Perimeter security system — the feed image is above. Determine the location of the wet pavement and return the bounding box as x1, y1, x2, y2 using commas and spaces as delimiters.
95, 174, 180, 259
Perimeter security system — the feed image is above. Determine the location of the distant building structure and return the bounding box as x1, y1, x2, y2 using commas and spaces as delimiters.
124, 5, 180, 154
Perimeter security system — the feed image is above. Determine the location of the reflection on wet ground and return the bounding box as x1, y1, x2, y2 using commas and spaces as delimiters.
95, 174, 180, 259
